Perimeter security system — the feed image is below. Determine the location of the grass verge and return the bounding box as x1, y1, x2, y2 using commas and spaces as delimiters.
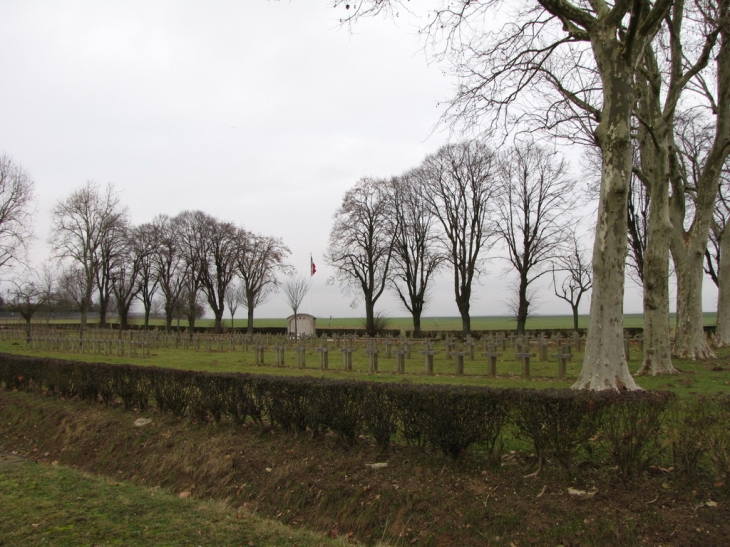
0, 455, 359, 547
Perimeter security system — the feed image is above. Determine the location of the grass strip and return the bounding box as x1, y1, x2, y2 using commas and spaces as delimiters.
0, 459, 355, 547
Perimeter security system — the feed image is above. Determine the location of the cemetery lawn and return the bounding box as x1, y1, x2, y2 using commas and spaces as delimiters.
1, 338, 729, 398
1, 389, 729, 546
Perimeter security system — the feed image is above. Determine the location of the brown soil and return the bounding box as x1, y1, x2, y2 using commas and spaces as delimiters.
1, 390, 728, 547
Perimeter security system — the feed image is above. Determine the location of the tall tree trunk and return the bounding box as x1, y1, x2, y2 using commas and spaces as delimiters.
79, 295, 89, 342
188, 314, 196, 339
671, 4, 730, 358
637, 127, 676, 375
456, 297, 471, 336
673, 248, 715, 358
715, 229, 730, 346
118, 307, 129, 331
638, 203, 676, 374
365, 292, 375, 337
515, 273, 529, 335
412, 313, 422, 338
573, 35, 639, 390
98, 293, 108, 327
247, 306, 254, 335
214, 314, 223, 334
164, 304, 173, 333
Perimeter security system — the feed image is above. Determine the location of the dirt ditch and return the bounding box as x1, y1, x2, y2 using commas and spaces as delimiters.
1, 390, 728, 546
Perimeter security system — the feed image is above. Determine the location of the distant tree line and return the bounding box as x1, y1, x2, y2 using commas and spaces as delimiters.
326, 140, 588, 338
2, 180, 292, 338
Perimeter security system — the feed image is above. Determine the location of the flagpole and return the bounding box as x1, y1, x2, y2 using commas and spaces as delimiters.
309, 253, 313, 317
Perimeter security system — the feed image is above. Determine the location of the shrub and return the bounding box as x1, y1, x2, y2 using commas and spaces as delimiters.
514, 389, 606, 470
218, 374, 262, 426
399, 385, 510, 460
599, 391, 674, 481
312, 380, 367, 445
662, 397, 715, 480
707, 395, 730, 484
362, 383, 400, 451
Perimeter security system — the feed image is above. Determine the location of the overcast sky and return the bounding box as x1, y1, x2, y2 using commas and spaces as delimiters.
0, 1, 715, 320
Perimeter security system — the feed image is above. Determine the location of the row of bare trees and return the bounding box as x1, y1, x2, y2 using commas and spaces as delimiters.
335, 0, 730, 390
22, 182, 293, 337
325, 140, 590, 337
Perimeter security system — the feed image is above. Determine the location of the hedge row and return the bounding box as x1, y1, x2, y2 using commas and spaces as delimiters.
2, 353, 729, 481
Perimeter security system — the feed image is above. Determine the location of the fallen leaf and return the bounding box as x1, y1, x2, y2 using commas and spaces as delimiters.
365, 462, 388, 469
706, 500, 718, 507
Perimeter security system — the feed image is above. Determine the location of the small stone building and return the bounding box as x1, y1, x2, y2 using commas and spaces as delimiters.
287, 313, 316, 338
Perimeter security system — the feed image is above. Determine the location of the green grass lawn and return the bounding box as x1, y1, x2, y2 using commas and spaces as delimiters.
1, 330, 729, 398
0, 459, 357, 547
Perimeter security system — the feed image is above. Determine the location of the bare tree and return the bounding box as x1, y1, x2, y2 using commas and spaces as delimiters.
176, 211, 209, 337
96, 211, 130, 327
5, 270, 46, 342
670, 111, 730, 360
49, 182, 127, 338
281, 275, 311, 339
132, 222, 159, 330
627, 1, 730, 374
38, 261, 58, 325
325, 177, 397, 336
420, 140, 497, 335
494, 143, 576, 334
388, 171, 443, 337
179, 286, 206, 332
57, 264, 89, 332
552, 231, 593, 333
224, 281, 245, 329
0, 154, 35, 270
110, 224, 143, 332
236, 229, 291, 334
199, 217, 239, 333
151, 214, 187, 332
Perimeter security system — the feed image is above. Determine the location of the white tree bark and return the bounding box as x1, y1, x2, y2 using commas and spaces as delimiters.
637, 172, 676, 374
673, 246, 716, 359
573, 34, 640, 390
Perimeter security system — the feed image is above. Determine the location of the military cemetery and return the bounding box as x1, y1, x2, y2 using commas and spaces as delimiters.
2, 0, 730, 545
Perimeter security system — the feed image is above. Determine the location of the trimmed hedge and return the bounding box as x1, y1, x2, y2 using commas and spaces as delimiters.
4, 352, 721, 481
